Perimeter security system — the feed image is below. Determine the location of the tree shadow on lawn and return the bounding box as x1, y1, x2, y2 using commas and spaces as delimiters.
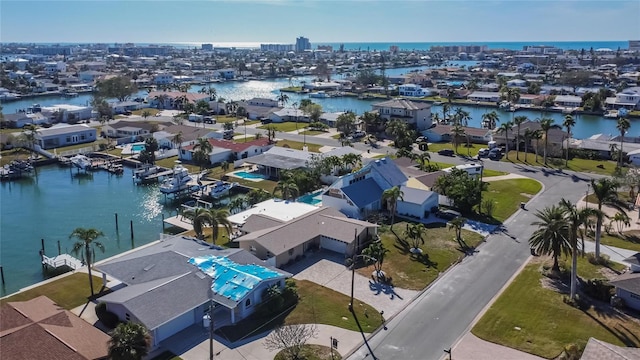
393, 236, 438, 268
582, 306, 640, 347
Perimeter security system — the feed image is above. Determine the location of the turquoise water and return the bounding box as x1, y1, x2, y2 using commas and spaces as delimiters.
0, 165, 174, 296
234, 171, 267, 180
131, 144, 145, 152
298, 190, 323, 205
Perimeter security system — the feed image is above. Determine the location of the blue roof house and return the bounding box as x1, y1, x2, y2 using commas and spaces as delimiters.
322, 157, 409, 219
95, 235, 289, 348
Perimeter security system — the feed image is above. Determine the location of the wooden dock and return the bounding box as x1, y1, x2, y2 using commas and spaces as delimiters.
42, 254, 83, 271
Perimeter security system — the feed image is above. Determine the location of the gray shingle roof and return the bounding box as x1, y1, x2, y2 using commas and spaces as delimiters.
623, 253, 640, 266
366, 157, 408, 189
398, 185, 436, 205
608, 272, 640, 295
580, 337, 640, 360
372, 99, 431, 110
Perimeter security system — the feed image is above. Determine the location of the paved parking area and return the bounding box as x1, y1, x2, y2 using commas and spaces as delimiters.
285, 250, 419, 317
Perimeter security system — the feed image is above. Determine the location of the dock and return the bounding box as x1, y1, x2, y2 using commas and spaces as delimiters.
42, 254, 83, 271
163, 215, 194, 231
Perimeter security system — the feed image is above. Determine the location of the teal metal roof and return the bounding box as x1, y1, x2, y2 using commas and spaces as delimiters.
188, 256, 283, 302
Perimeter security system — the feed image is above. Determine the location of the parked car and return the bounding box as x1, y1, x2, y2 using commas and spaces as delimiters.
478, 148, 489, 157
203, 116, 216, 124
438, 149, 455, 156
437, 209, 462, 220
350, 130, 366, 139
488, 148, 502, 160
415, 136, 427, 143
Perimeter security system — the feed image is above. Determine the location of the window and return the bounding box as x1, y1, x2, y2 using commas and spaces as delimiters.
245, 298, 251, 307
125, 313, 130, 321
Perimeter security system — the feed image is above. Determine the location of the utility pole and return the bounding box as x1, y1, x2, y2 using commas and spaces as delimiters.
349, 228, 357, 312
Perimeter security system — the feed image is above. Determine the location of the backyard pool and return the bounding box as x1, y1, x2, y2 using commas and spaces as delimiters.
120, 142, 146, 155
233, 171, 267, 180
297, 190, 324, 206
131, 143, 146, 152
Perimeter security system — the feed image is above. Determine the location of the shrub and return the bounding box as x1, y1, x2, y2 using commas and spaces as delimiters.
95, 302, 120, 329
586, 252, 610, 266
583, 278, 614, 302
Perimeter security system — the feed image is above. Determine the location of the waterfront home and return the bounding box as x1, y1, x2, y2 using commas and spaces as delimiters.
517, 94, 546, 106
78, 70, 105, 83
43, 61, 67, 74
569, 135, 640, 161
269, 108, 308, 123
0, 296, 109, 360
492, 120, 568, 157
605, 87, 640, 110
215, 68, 236, 79
554, 95, 582, 108
398, 84, 434, 98
320, 111, 347, 127
240, 146, 314, 178
153, 73, 174, 84
371, 99, 432, 131
3, 112, 48, 128
35, 124, 97, 149
109, 100, 146, 114
159, 124, 217, 147
237, 98, 281, 120
147, 91, 210, 110
103, 120, 172, 143
41, 104, 92, 122
467, 91, 501, 103
422, 124, 492, 144
179, 137, 274, 165
234, 206, 377, 267
95, 235, 289, 348
303, 81, 342, 91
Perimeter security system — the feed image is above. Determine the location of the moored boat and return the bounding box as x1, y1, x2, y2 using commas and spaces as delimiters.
209, 181, 236, 199
159, 162, 193, 194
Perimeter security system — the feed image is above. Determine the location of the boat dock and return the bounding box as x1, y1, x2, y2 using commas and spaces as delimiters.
140, 169, 173, 180
42, 254, 83, 271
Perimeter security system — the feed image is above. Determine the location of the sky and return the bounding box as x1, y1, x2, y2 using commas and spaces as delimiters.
1, 0, 639, 44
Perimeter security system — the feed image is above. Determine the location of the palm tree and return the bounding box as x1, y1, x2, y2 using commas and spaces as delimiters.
563, 114, 575, 167
206, 208, 233, 244
381, 186, 404, 231
108, 322, 152, 360
612, 211, 631, 233
531, 129, 542, 163
448, 216, 467, 249
342, 153, 362, 170
183, 207, 210, 240
522, 128, 533, 163
362, 240, 389, 280
560, 199, 596, 300
193, 138, 213, 170
450, 124, 465, 153
229, 196, 247, 214
69, 227, 105, 296
540, 118, 554, 165
497, 121, 513, 160
513, 116, 527, 161
481, 111, 499, 130
277, 92, 289, 107
171, 131, 183, 151
274, 176, 299, 200
442, 103, 451, 122
415, 151, 431, 171
616, 117, 631, 168
404, 223, 426, 253
529, 205, 570, 272
590, 178, 626, 260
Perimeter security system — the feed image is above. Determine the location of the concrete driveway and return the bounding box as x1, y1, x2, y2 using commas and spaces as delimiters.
285, 250, 419, 317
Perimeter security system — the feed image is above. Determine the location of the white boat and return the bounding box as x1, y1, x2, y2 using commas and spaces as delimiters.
133, 164, 161, 184
604, 110, 618, 118
309, 91, 328, 98
70, 155, 92, 170
209, 181, 236, 199
159, 162, 193, 194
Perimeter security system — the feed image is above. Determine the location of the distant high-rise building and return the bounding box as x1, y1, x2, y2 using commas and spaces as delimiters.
629, 40, 640, 52
201, 44, 213, 51
295, 36, 311, 52
260, 43, 294, 52
389, 45, 399, 54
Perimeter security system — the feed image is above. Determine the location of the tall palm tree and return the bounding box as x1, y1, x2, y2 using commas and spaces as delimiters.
171, 131, 183, 151
274, 176, 299, 200
448, 216, 467, 249
616, 117, 630, 168
481, 110, 499, 130
108, 322, 152, 360
529, 205, 570, 272
513, 116, 527, 161
183, 207, 210, 240
206, 208, 233, 244
342, 153, 362, 170
69, 227, 105, 296
560, 199, 596, 300
563, 114, 576, 167
450, 124, 465, 153
522, 128, 533, 163
193, 138, 213, 170
381, 186, 404, 231
497, 121, 513, 159
415, 151, 431, 171
277, 92, 289, 107
540, 118, 554, 165
531, 129, 542, 163
590, 178, 626, 259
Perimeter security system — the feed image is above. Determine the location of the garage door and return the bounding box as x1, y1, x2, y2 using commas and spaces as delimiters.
320, 236, 348, 254
155, 309, 195, 343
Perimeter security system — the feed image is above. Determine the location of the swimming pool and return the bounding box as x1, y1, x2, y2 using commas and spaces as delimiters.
297, 190, 323, 205
131, 143, 145, 152
234, 171, 267, 180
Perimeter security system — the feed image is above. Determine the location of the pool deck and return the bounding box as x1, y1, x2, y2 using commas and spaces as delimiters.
226, 170, 266, 182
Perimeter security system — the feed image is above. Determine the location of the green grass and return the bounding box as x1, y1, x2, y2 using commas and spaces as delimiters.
275, 344, 335, 360
363, 222, 484, 290
428, 142, 486, 156
214, 115, 239, 124
299, 130, 326, 136
216, 280, 382, 342
331, 134, 342, 140
482, 179, 543, 222
258, 122, 309, 132
596, 231, 640, 252
501, 152, 618, 176
1, 273, 105, 310
275, 140, 321, 152
483, 168, 509, 177
585, 191, 632, 204
131, 108, 160, 117
155, 156, 201, 173
472, 263, 640, 359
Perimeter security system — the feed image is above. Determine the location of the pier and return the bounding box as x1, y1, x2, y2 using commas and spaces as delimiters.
42, 254, 83, 271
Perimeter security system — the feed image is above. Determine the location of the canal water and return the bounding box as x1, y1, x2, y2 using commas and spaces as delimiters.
1, 164, 189, 296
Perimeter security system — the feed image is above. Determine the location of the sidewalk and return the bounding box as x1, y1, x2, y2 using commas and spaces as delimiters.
583, 240, 638, 265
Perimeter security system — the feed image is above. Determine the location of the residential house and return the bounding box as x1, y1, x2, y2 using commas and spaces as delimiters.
154, 73, 174, 85
608, 253, 640, 311
605, 87, 640, 110
554, 95, 582, 108
154, 124, 215, 149
492, 120, 568, 157
110, 101, 146, 114
35, 124, 97, 149
320, 112, 346, 127
216, 68, 236, 80
371, 99, 432, 131
179, 137, 274, 165
580, 337, 640, 360
396, 185, 439, 220
234, 206, 377, 267
517, 94, 546, 106
0, 296, 109, 360
237, 99, 280, 120
629, 148, 640, 166
103, 120, 167, 141
78, 71, 105, 83
397, 84, 433, 98
147, 91, 210, 110
95, 235, 289, 348
41, 104, 92, 122
43, 61, 66, 74
568, 134, 640, 161
241, 146, 314, 179
422, 124, 493, 144
269, 108, 308, 123
303, 82, 342, 91
467, 91, 501, 103
3, 112, 49, 128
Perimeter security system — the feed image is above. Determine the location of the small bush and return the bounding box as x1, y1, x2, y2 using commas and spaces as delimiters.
95, 302, 120, 329
583, 278, 614, 302
586, 252, 610, 266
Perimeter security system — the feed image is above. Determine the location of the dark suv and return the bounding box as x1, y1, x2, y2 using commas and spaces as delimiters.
438, 149, 455, 156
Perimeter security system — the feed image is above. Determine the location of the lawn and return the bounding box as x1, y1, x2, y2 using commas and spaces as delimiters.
482, 179, 543, 222
428, 142, 485, 157
483, 168, 509, 177
472, 263, 640, 359
596, 231, 640, 252
299, 130, 327, 136
585, 191, 633, 204
214, 115, 239, 124
258, 122, 308, 132
1, 273, 105, 309
131, 108, 160, 117
216, 280, 382, 342
361, 222, 484, 290
275, 345, 335, 360
275, 140, 321, 152
501, 152, 618, 176
155, 156, 201, 173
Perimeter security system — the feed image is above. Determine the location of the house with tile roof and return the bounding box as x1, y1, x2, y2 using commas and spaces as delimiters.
179, 137, 274, 165
234, 206, 377, 267
95, 234, 289, 348
371, 99, 432, 130
0, 296, 109, 360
